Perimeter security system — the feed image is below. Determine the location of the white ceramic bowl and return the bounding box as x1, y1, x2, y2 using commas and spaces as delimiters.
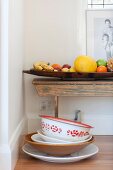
40, 115, 93, 142
37, 130, 92, 144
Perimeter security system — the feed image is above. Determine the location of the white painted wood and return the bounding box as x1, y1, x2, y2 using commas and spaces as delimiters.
0, 116, 27, 170
0, 0, 11, 169
0, 144, 11, 170
0, 0, 26, 169
10, 117, 27, 170
0, 0, 9, 145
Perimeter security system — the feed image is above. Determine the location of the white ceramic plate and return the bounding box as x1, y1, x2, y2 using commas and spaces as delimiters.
22, 143, 99, 163
31, 132, 93, 145
38, 131, 72, 143
31, 133, 69, 145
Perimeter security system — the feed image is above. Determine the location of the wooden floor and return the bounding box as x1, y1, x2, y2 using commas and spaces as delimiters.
15, 136, 113, 170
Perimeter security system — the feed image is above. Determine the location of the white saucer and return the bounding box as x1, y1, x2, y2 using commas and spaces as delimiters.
22, 143, 99, 163
38, 131, 72, 143
31, 133, 93, 145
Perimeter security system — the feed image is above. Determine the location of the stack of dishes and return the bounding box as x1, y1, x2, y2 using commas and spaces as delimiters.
23, 115, 99, 163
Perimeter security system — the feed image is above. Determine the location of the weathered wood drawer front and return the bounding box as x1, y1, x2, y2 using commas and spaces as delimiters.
32, 79, 113, 97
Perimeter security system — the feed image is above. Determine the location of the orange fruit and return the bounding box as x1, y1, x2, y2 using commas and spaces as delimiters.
74, 55, 97, 72
96, 66, 107, 72
51, 64, 62, 71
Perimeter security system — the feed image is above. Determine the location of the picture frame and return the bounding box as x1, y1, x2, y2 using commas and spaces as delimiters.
86, 9, 113, 61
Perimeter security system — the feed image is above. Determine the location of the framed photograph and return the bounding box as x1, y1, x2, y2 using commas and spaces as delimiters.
86, 10, 113, 61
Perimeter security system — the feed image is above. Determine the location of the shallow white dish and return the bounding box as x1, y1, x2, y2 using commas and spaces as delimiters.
22, 143, 99, 163
31, 134, 71, 145
38, 130, 72, 143
35, 131, 92, 144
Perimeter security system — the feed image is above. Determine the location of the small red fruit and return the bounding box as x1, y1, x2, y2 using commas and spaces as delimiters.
62, 64, 71, 69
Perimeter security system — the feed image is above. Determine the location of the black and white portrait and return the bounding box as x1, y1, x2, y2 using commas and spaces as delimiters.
86, 10, 113, 60
94, 18, 113, 60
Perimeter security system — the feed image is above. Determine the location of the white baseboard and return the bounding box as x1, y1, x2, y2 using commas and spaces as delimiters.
10, 116, 28, 170
0, 116, 27, 170
0, 144, 11, 170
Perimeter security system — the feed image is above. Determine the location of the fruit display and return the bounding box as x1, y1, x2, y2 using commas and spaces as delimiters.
33, 61, 72, 72
51, 64, 62, 71
33, 61, 54, 72
96, 59, 107, 67
74, 55, 97, 72
62, 68, 70, 72
69, 67, 76, 72
97, 66, 107, 72
62, 64, 71, 69
33, 56, 113, 73
107, 58, 113, 72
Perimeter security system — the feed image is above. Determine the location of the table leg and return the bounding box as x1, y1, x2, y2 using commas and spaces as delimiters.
54, 96, 58, 118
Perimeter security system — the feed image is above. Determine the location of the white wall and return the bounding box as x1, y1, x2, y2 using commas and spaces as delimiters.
9, 0, 25, 139
24, 0, 86, 130
24, 0, 113, 135
25, 0, 83, 66
8, 0, 27, 169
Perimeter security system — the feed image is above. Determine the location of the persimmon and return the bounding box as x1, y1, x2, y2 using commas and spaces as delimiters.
96, 66, 107, 72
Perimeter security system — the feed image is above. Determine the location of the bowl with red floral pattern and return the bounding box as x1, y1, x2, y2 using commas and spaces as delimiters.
40, 115, 93, 142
